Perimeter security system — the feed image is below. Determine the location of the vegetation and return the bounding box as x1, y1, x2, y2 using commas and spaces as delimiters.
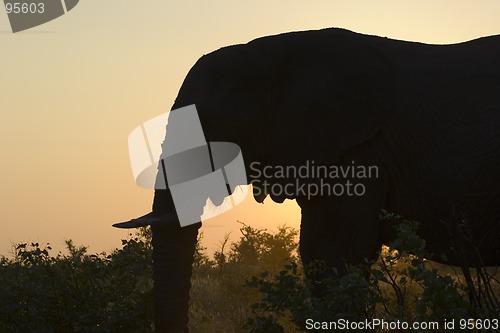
0, 217, 498, 332
0, 230, 154, 333
246, 212, 499, 332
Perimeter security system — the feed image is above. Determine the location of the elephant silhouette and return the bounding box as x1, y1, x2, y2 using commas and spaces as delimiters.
116, 28, 500, 332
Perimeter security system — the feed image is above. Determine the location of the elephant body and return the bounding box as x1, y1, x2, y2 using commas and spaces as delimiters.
148, 29, 500, 331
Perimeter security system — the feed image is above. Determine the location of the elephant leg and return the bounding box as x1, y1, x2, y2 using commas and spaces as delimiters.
151, 190, 202, 333
297, 195, 382, 293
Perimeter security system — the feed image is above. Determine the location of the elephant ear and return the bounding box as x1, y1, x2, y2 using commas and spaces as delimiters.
266, 31, 394, 165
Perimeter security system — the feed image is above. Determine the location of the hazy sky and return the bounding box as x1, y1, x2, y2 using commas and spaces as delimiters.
1, 1, 499, 256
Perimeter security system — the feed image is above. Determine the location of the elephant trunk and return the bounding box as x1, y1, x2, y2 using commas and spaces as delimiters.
151, 190, 201, 333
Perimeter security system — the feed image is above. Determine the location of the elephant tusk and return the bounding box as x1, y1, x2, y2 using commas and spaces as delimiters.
112, 211, 178, 229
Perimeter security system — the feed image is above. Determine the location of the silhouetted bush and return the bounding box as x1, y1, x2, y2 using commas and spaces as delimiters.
245, 212, 499, 333
0, 230, 154, 333
189, 223, 298, 332
0, 217, 497, 333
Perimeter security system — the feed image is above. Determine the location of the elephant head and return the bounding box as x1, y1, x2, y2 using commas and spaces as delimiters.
117, 28, 500, 332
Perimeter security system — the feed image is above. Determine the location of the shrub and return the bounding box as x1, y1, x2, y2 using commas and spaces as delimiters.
0, 230, 154, 333
0, 217, 497, 333
245, 212, 499, 333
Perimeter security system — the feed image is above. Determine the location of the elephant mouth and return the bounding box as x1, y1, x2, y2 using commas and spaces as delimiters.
112, 211, 178, 229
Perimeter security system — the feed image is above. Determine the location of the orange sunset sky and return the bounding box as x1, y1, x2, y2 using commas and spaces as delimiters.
1, 1, 499, 256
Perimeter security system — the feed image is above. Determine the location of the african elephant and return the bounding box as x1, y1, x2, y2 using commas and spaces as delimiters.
117, 28, 500, 332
